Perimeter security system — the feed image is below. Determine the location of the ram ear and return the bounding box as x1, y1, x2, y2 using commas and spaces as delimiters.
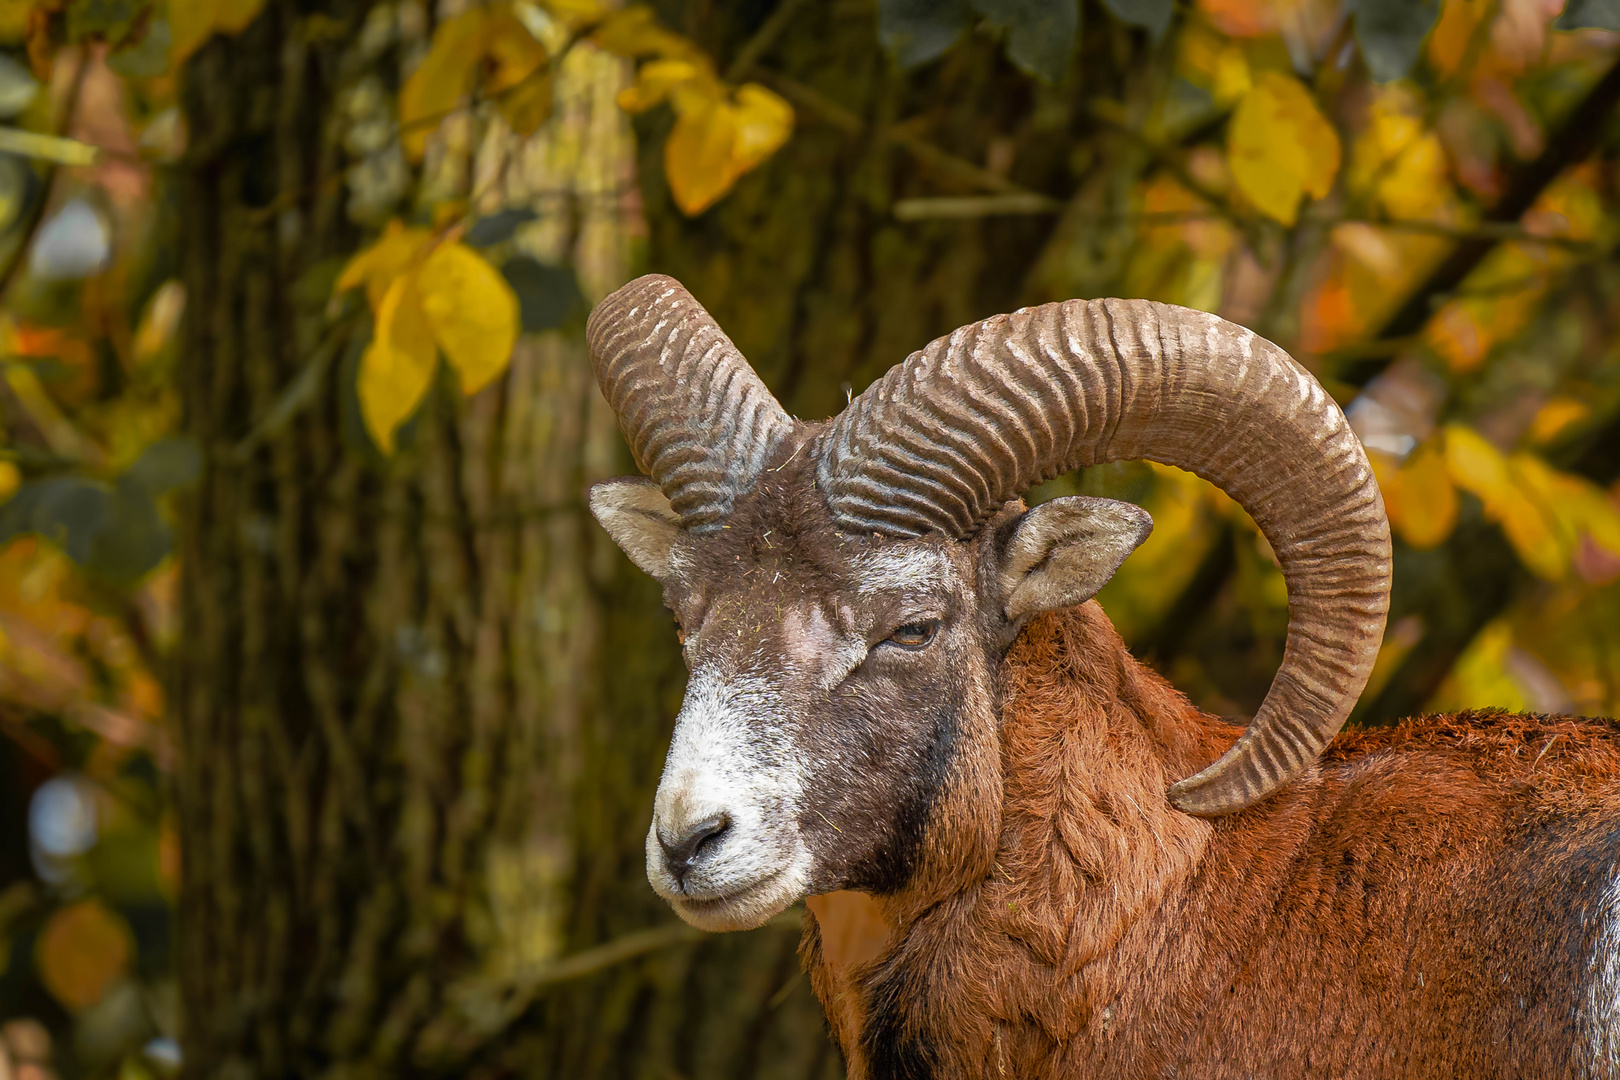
993, 496, 1153, 625
589, 477, 683, 581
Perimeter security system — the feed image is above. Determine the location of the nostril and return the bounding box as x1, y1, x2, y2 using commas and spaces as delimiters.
693, 815, 731, 858
659, 813, 732, 879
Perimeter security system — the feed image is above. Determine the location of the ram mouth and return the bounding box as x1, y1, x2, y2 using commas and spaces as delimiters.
671, 867, 800, 931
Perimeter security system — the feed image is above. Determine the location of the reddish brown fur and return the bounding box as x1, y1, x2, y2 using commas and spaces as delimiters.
805, 604, 1620, 1079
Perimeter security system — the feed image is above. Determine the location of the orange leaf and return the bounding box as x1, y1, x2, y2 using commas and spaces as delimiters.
37, 900, 133, 1012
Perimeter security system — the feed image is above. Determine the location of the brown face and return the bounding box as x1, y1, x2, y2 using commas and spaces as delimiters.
590, 446, 1153, 931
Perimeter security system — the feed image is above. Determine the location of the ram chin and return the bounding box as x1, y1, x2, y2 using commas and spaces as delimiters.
647, 836, 814, 932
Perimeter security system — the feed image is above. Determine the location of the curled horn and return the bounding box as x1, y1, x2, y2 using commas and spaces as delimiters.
588, 275, 795, 531
819, 298, 1391, 816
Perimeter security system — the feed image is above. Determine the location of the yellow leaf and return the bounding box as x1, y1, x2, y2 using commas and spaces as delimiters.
1347, 87, 1450, 221
417, 242, 519, 395
617, 58, 706, 113
483, 7, 548, 94
664, 92, 741, 215
1445, 425, 1565, 580
497, 69, 553, 135
37, 900, 133, 1012
1375, 442, 1457, 549
214, 0, 265, 34
541, 0, 607, 29
1511, 452, 1620, 561
358, 273, 439, 454
1429, 621, 1533, 715
132, 279, 185, 364
399, 7, 490, 161
730, 83, 793, 172
1228, 72, 1341, 226
336, 220, 433, 312
168, 0, 220, 65
1443, 423, 1511, 496
0, 0, 29, 43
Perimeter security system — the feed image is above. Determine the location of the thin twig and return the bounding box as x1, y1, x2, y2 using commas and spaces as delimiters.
756, 70, 1035, 196
446, 907, 807, 1040
523, 907, 804, 990
227, 313, 359, 463
724, 0, 809, 82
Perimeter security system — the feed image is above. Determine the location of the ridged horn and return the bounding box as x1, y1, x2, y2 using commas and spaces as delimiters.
588, 275, 795, 531
819, 298, 1391, 816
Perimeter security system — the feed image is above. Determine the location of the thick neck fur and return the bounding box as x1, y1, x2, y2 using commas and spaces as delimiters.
807, 604, 1239, 1077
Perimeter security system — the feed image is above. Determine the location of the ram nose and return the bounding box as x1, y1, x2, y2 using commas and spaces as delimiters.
657, 812, 732, 885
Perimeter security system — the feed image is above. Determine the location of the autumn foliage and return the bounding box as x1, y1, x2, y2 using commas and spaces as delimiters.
0, 0, 1615, 1075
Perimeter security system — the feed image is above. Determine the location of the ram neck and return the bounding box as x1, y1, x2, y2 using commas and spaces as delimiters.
984, 604, 1230, 975
808, 604, 1244, 1078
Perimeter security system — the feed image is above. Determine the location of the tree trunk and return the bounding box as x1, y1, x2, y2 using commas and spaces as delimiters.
174, 0, 1143, 1075
173, 0, 835, 1074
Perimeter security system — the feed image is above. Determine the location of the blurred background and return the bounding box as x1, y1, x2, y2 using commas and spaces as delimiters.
0, 0, 1616, 1075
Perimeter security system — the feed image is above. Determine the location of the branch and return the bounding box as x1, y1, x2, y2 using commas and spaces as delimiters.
0, 48, 94, 306
422, 907, 807, 1051
748, 69, 1038, 197
227, 312, 359, 463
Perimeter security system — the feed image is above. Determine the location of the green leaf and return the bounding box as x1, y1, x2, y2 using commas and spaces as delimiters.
66, 0, 140, 42
90, 479, 172, 584
465, 207, 538, 247
122, 438, 201, 497
1557, 0, 1620, 31
975, 0, 1079, 83
0, 154, 35, 234
501, 256, 586, 332
878, 0, 969, 68
109, 18, 174, 78
1099, 0, 1169, 41
1354, 0, 1440, 82
0, 476, 110, 565
0, 129, 99, 166
0, 471, 174, 584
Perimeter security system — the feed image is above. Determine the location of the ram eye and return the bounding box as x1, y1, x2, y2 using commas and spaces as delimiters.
885, 621, 938, 649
